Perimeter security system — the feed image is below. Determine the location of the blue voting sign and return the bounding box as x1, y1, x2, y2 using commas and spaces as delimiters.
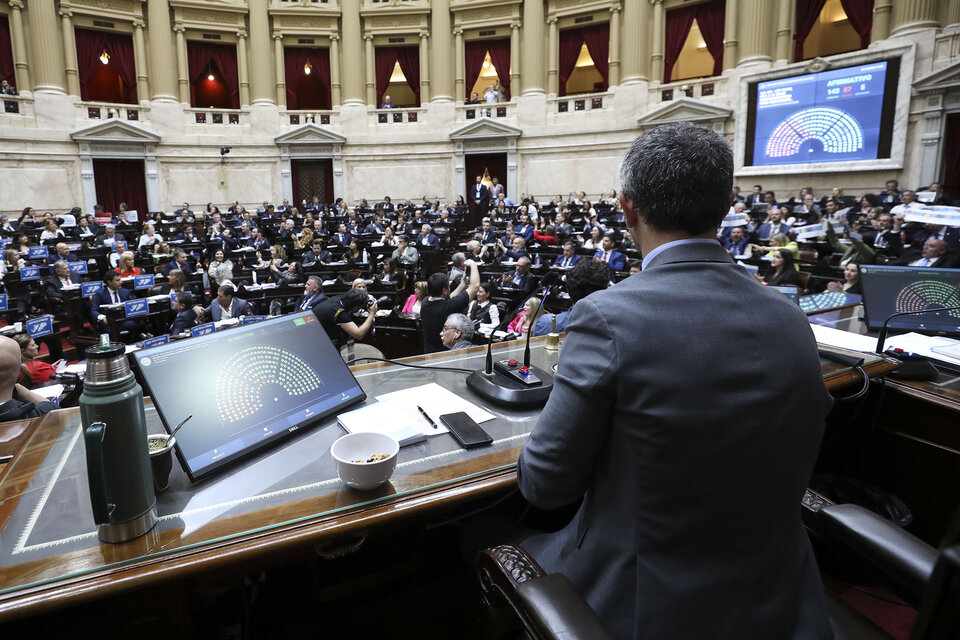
20, 267, 40, 281
28, 246, 48, 259
143, 334, 170, 348
67, 261, 88, 274
0, 294, 7, 311
82, 281, 104, 297
124, 298, 149, 318
26, 315, 53, 338
134, 274, 155, 290
191, 322, 215, 337
240, 315, 266, 326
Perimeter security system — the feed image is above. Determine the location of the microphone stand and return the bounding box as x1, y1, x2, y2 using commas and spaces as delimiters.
874, 305, 960, 380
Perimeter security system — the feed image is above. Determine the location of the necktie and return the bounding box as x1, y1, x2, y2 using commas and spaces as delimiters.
604, 251, 610, 263
66, 278, 71, 286
301, 295, 312, 310
112, 291, 119, 304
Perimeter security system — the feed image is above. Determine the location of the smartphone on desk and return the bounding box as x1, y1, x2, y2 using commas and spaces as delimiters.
439, 412, 493, 449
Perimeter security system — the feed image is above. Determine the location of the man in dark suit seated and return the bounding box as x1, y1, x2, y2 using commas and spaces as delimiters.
415, 224, 440, 249
513, 122, 835, 639
92, 271, 139, 338
302, 239, 332, 266
553, 241, 581, 269
476, 217, 499, 245
247, 227, 271, 253
193, 284, 252, 322
331, 223, 351, 248
896, 238, 957, 268
294, 276, 327, 313
162, 250, 193, 277
44, 260, 82, 301
499, 257, 536, 297
168, 292, 197, 335
722, 226, 749, 256
593, 233, 626, 272
756, 209, 791, 242
500, 236, 529, 262
46, 242, 77, 266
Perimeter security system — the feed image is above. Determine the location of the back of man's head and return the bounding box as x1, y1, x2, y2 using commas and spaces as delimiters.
177, 292, 194, 308
566, 260, 611, 303
340, 287, 368, 312
619, 122, 733, 235
451, 252, 465, 268
0, 336, 22, 394
427, 272, 449, 297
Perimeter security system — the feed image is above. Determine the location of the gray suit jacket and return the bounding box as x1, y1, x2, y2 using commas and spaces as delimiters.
518, 241, 834, 640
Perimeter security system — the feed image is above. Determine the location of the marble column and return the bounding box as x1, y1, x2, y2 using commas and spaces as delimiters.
133, 19, 149, 102
737, 0, 773, 66
608, 7, 620, 87
147, 0, 178, 101
174, 25, 190, 103
510, 22, 520, 95
722, 0, 739, 71
775, 0, 793, 63
237, 31, 250, 107
8, 1, 31, 92
329, 34, 341, 107
364, 34, 375, 106
454, 28, 464, 101
521, 0, 545, 95
340, 0, 364, 105
27, 0, 66, 93
419, 30, 431, 104
274, 33, 286, 107
948, 0, 960, 28
248, 0, 274, 105
620, 0, 646, 83
891, 0, 939, 35
429, 0, 452, 101
651, 0, 664, 82
60, 9, 80, 96
872, 0, 893, 42
546, 17, 558, 96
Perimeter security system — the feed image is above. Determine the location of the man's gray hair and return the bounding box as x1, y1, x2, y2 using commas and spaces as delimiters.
53, 260, 68, 271
451, 252, 465, 268
618, 122, 733, 235
446, 313, 474, 342
307, 275, 324, 289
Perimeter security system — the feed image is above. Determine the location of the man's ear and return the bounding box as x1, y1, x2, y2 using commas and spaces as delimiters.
619, 191, 639, 228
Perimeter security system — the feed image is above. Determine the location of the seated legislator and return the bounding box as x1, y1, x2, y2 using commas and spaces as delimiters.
506, 296, 541, 335
294, 276, 327, 313
0, 336, 58, 421
193, 284, 251, 322
44, 260, 82, 301
302, 240, 332, 267
895, 237, 957, 268
312, 288, 378, 345
162, 250, 193, 276
415, 224, 440, 250
826, 263, 862, 295
514, 123, 834, 639
12, 333, 57, 386
499, 257, 536, 297
391, 235, 420, 267
115, 251, 142, 278
169, 292, 197, 335
593, 233, 626, 272
467, 282, 500, 333
420, 260, 480, 354
553, 242, 581, 269
46, 242, 77, 266
92, 271, 135, 334
440, 313, 475, 350
402, 280, 429, 317
532, 259, 611, 337
760, 249, 802, 287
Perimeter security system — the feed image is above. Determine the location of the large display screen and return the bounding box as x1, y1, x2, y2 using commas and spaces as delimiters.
860, 265, 960, 334
744, 59, 899, 167
135, 312, 366, 481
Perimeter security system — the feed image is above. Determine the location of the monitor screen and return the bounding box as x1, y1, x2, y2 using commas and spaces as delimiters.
771, 285, 799, 305
859, 265, 960, 333
744, 58, 899, 167
135, 312, 366, 481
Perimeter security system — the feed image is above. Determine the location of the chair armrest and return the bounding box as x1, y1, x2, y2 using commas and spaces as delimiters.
515, 573, 616, 640
807, 502, 938, 606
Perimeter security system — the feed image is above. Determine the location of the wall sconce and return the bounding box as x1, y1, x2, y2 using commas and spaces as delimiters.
206, 62, 215, 82
304, 59, 313, 75
99, 49, 110, 65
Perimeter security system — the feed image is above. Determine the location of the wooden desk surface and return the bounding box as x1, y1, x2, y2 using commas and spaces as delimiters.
0, 335, 892, 620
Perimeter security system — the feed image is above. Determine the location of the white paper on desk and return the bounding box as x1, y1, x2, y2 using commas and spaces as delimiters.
35, 384, 63, 399
809, 324, 879, 353
376, 382, 495, 425
214, 318, 239, 329
63, 363, 87, 374
337, 397, 435, 441
886, 333, 960, 366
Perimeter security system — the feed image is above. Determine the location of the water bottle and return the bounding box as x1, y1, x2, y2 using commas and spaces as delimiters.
79, 341, 158, 543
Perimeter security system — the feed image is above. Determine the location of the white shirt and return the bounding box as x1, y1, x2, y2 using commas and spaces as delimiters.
219, 303, 232, 320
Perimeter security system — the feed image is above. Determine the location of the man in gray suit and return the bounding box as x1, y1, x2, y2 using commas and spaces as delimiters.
517, 122, 834, 639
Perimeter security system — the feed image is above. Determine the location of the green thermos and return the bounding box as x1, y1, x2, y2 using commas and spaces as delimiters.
80, 343, 158, 543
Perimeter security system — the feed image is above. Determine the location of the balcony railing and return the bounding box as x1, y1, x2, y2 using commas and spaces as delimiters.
455, 101, 514, 122
370, 107, 425, 125
0, 95, 34, 122
548, 91, 612, 114
185, 108, 247, 127
653, 76, 728, 103
282, 110, 338, 128
77, 101, 146, 124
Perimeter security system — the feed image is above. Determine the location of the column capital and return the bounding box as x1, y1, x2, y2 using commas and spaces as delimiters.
363, 33, 373, 41
237, 29, 248, 39
453, 27, 463, 36
547, 16, 558, 24
58, 9, 73, 18
329, 33, 340, 42
9, 0, 24, 10
610, 5, 621, 15
650, 0, 663, 5
510, 21, 520, 30
273, 30, 283, 40
133, 18, 145, 29
173, 23, 186, 33
419, 30, 429, 39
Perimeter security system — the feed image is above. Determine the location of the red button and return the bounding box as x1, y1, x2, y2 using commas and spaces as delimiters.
508, 360, 517, 366
519, 367, 528, 374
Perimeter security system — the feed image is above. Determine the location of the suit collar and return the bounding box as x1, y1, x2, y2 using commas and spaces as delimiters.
644, 239, 733, 270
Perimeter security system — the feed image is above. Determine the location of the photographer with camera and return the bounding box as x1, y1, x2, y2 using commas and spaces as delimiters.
313, 288, 379, 345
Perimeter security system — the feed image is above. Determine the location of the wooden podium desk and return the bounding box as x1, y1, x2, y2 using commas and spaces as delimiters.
0, 337, 886, 620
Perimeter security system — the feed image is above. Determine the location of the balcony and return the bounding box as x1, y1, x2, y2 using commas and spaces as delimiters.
548, 91, 613, 115
0, 95, 35, 127
184, 107, 248, 130
652, 76, 728, 104
370, 107, 425, 125
76, 101, 147, 125
281, 110, 339, 128
455, 101, 515, 123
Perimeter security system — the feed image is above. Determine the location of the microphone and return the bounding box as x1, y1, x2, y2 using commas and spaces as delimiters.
874, 305, 960, 353
467, 271, 562, 409
48, 372, 79, 383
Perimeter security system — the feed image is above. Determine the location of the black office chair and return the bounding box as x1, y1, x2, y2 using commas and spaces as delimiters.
477, 491, 960, 640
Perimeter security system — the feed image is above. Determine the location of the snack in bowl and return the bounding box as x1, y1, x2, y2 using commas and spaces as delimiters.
331, 432, 399, 490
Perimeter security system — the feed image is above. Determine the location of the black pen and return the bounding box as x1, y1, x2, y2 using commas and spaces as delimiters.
416, 405, 439, 429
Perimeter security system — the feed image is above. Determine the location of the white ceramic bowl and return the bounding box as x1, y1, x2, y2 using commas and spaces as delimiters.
330, 432, 400, 490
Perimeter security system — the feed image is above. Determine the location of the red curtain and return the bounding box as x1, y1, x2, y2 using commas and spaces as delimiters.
581, 24, 609, 91
840, 0, 875, 49
75, 28, 137, 103
486, 38, 511, 100
284, 47, 331, 110
464, 39, 487, 101
794, 0, 828, 62
374, 47, 396, 105
0, 16, 13, 83
697, 1, 726, 77
187, 41, 239, 108
943, 114, 960, 201
558, 29, 584, 97
93, 159, 147, 221
664, 5, 697, 84
395, 46, 420, 104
